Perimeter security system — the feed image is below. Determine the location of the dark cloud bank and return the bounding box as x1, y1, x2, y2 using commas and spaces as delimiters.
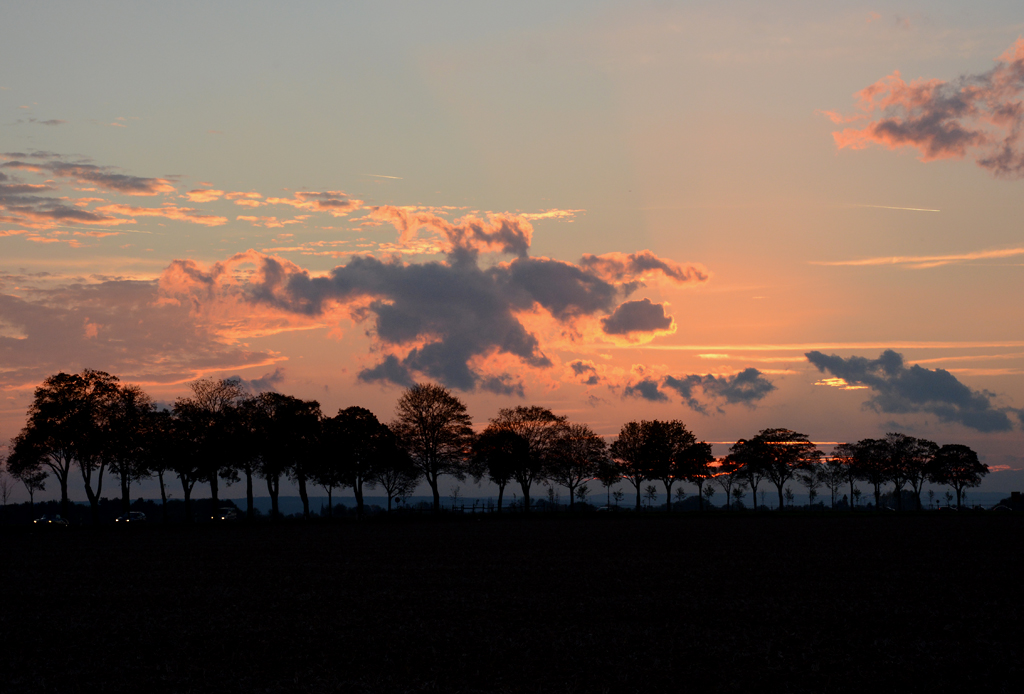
807, 349, 1015, 432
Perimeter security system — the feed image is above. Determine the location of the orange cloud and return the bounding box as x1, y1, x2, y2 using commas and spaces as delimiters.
95, 203, 227, 227
185, 189, 225, 203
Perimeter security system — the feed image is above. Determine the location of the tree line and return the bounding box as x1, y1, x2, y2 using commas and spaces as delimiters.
1, 369, 991, 523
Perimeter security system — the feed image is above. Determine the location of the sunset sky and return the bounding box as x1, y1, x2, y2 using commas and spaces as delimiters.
3, 1, 1024, 500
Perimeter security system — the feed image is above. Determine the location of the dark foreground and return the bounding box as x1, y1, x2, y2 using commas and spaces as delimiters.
2, 514, 1021, 693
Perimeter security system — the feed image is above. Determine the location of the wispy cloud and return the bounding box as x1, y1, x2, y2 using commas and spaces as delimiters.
813, 246, 1024, 269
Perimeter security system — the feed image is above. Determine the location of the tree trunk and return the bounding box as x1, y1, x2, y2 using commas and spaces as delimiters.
298, 474, 309, 519
120, 469, 131, 513
634, 481, 642, 511
158, 471, 168, 522
354, 479, 364, 517
182, 476, 193, 523
955, 486, 963, 509
873, 483, 881, 510
246, 471, 254, 520
776, 483, 785, 512
664, 480, 673, 512
210, 473, 220, 512
497, 484, 504, 512
749, 479, 759, 511
568, 484, 575, 510
327, 487, 333, 517
268, 476, 280, 520
428, 472, 440, 512
521, 480, 531, 512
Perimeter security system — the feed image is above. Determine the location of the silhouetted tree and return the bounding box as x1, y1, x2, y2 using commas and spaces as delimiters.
0, 459, 14, 520
638, 420, 703, 512
610, 421, 648, 511
483, 405, 565, 512
832, 443, 860, 508
927, 444, 988, 509
175, 377, 246, 511
729, 438, 768, 511
143, 409, 177, 522
740, 429, 820, 512
391, 384, 474, 513
321, 406, 389, 516
470, 428, 527, 512
714, 455, 746, 511
255, 392, 321, 519
11, 370, 121, 522
846, 439, 890, 509
797, 466, 822, 508
887, 433, 938, 510
595, 458, 622, 507
219, 397, 262, 520
368, 430, 420, 512
547, 422, 606, 510
106, 384, 156, 513
819, 456, 847, 509
680, 441, 715, 511
167, 404, 207, 522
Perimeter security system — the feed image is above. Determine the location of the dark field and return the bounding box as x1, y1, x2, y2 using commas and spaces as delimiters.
2, 514, 1022, 693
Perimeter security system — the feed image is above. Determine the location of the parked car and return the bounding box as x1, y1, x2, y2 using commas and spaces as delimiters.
115, 511, 147, 523
212, 507, 240, 521
33, 514, 69, 527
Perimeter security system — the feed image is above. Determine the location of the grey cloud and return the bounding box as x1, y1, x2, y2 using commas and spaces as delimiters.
2, 153, 174, 195
806, 349, 1014, 432
570, 360, 600, 386
600, 298, 672, 335
663, 368, 776, 414
229, 367, 286, 394
623, 378, 669, 402
837, 40, 1024, 179
164, 207, 706, 394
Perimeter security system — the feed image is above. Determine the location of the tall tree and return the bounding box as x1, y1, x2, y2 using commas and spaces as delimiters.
636, 420, 702, 513
106, 384, 156, 513
547, 422, 607, 510
322, 406, 391, 517
610, 421, 648, 511
927, 444, 988, 509
485, 405, 566, 512
167, 404, 208, 522
143, 409, 177, 522
11, 370, 121, 522
729, 438, 769, 511
679, 441, 715, 511
470, 428, 527, 512
819, 456, 848, 509
714, 455, 746, 511
846, 439, 890, 509
887, 433, 938, 511
367, 427, 420, 512
174, 377, 246, 510
391, 384, 474, 513
256, 393, 321, 519
595, 458, 622, 507
740, 429, 820, 511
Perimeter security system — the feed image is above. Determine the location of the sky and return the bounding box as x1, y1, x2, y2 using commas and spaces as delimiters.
3, 0, 1024, 502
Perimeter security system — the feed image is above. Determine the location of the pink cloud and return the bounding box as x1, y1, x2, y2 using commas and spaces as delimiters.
830, 38, 1024, 177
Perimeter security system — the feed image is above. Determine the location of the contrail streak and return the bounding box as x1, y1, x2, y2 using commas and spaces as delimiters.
854, 204, 941, 212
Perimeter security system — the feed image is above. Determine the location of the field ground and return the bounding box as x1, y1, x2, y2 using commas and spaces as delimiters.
1, 514, 1021, 693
